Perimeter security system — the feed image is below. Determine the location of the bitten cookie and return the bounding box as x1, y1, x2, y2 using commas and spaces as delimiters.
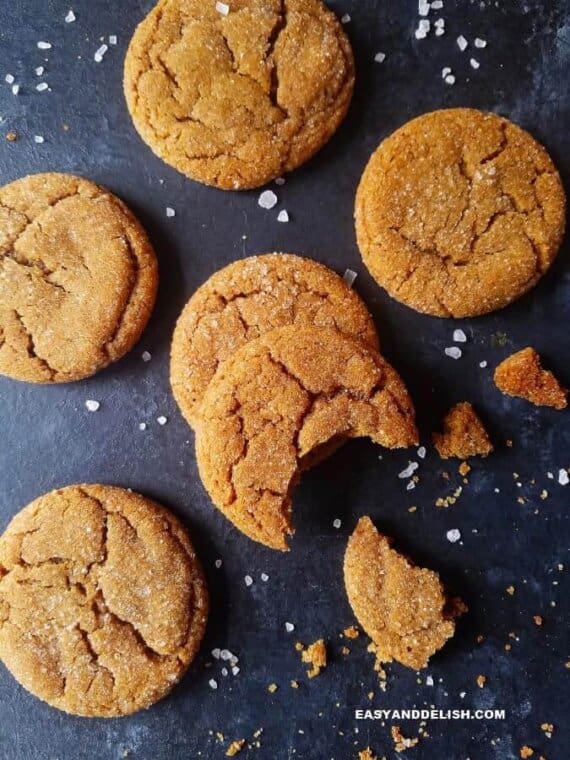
124, 0, 355, 189
0, 173, 158, 383
0, 485, 208, 717
171, 253, 379, 428
355, 108, 566, 317
344, 516, 465, 670
196, 325, 418, 550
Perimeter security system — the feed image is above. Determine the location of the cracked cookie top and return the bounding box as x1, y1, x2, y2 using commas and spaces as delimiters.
355, 108, 566, 318
344, 516, 465, 670
0, 173, 158, 384
0, 484, 208, 717
196, 325, 417, 550
124, 0, 355, 189
170, 253, 379, 428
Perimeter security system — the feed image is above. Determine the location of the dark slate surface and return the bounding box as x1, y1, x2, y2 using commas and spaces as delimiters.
0, 1, 568, 759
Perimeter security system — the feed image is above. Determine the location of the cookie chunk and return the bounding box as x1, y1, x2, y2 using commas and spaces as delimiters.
433, 402, 493, 459
494, 347, 567, 409
343, 516, 465, 670
0, 173, 158, 383
171, 253, 379, 428
196, 325, 417, 550
355, 108, 566, 317
0, 485, 208, 717
124, 0, 354, 189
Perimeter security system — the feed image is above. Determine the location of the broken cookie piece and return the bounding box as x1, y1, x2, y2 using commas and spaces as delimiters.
494, 347, 567, 409
344, 517, 465, 670
433, 402, 493, 459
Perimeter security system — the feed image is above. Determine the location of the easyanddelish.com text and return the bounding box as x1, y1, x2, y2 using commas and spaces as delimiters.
355, 708, 506, 721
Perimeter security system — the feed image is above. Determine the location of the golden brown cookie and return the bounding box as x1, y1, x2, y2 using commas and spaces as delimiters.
433, 402, 494, 459
355, 108, 566, 317
171, 253, 379, 428
196, 325, 418, 550
343, 516, 465, 670
0, 173, 158, 383
0, 484, 208, 717
494, 347, 567, 409
124, 0, 355, 190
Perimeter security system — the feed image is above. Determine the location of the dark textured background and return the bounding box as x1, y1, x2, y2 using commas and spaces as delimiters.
0, 1, 568, 759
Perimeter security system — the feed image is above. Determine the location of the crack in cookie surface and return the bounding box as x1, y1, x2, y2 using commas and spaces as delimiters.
171, 253, 379, 428
0, 173, 158, 383
196, 325, 417, 550
0, 485, 208, 717
355, 108, 566, 317
124, 0, 355, 189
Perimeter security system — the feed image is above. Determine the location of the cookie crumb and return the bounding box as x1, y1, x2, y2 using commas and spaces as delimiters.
433, 402, 493, 459
391, 726, 419, 752
6, 131, 18, 142
343, 626, 359, 639
267, 683, 278, 693
520, 748, 534, 759
533, 615, 543, 626
506, 585, 515, 596
299, 639, 327, 678
494, 348, 567, 409
476, 675, 486, 688
226, 739, 245, 757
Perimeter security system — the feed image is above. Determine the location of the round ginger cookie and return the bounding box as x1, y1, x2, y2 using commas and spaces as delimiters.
0, 484, 208, 717
355, 108, 566, 317
0, 173, 158, 384
171, 253, 379, 428
196, 325, 418, 551
124, 0, 355, 190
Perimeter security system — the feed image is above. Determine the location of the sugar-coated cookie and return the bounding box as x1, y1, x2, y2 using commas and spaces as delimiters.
0, 173, 158, 383
355, 109, 565, 317
171, 253, 379, 428
0, 485, 208, 717
196, 325, 417, 550
124, 0, 354, 189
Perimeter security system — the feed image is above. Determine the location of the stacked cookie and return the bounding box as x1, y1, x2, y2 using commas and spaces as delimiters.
171, 254, 419, 550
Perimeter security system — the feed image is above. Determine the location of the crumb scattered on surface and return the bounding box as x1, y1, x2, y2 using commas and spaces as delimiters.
494, 348, 567, 409
391, 726, 420, 752
520, 747, 534, 758
533, 615, 543, 626
433, 402, 493, 459
6, 131, 18, 142
476, 675, 487, 688
343, 626, 360, 639
458, 461, 471, 476
298, 639, 327, 678
358, 749, 385, 760
267, 683, 278, 693
226, 739, 245, 757
507, 585, 516, 595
